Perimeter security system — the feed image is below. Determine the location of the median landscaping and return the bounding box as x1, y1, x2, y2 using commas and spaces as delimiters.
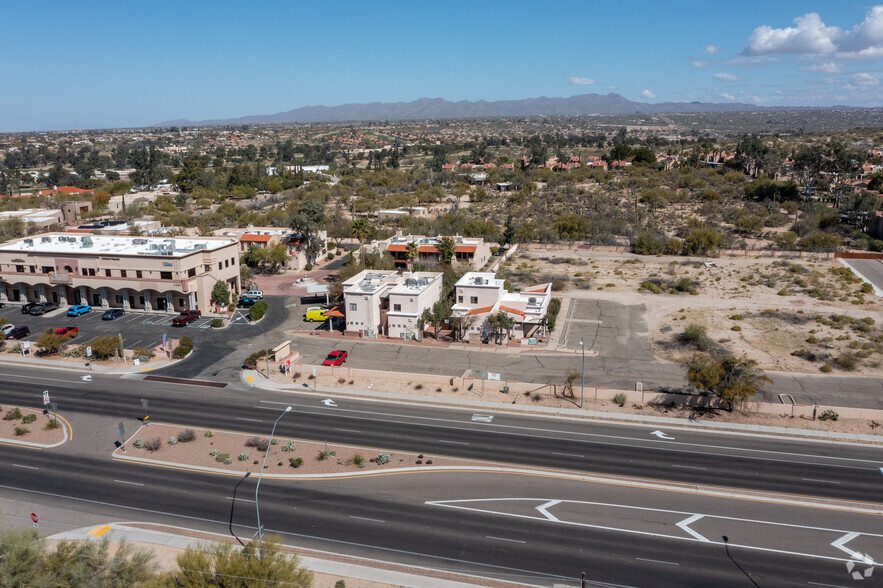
117, 423, 480, 475
0, 405, 65, 445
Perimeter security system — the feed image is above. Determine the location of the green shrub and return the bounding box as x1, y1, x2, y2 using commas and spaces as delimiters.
21, 414, 36, 424
729, 314, 743, 321
238, 452, 249, 461
613, 393, 627, 406
44, 419, 59, 430
289, 457, 304, 468
349, 454, 365, 466
860, 282, 873, 293
211, 318, 223, 328
133, 346, 155, 359
317, 449, 335, 460
168, 437, 178, 445
172, 346, 190, 359
819, 409, 839, 421
14, 427, 29, 436
133, 438, 144, 448
282, 441, 294, 452
81, 335, 120, 359
204, 430, 214, 438
215, 452, 230, 463
681, 323, 711, 351
3, 408, 22, 420
375, 453, 391, 465
819, 364, 833, 373
242, 349, 269, 369
731, 325, 742, 332
249, 300, 268, 321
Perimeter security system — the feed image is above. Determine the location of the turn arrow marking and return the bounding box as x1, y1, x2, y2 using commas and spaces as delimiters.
81, 375, 92, 382
322, 399, 337, 407
650, 430, 674, 440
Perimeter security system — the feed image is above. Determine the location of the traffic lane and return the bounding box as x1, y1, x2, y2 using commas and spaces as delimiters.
3, 379, 881, 502
1, 453, 875, 588
843, 258, 883, 292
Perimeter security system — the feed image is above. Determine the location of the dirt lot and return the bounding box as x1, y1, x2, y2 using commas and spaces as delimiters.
506, 249, 883, 376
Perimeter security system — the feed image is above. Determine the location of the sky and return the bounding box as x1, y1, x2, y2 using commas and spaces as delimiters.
3, 1, 883, 132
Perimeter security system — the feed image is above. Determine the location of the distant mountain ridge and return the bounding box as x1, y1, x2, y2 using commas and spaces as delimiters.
155, 92, 821, 127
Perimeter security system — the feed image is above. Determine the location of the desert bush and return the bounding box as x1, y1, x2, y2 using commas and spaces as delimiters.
168, 436, 178, 445
133, 438, 144, 448
289, 457, 304, 468
177, 429, 196, 443
204, 430, 214, 438
349, 454, 365, 466
132, 346, 156, 359
4, 407, 22, 420
21, 414, 36, 424
375, 453, 391, 465
834, 352, 859, 371
238, 453, 249, 461
318, 449, 336, 460
245, 437, 270, 451
144, 437, 162, 452
250, 300, 268, 321
14, 427, 29, 436
44, 419, 59, 430
681, 323, 712, 351
613, 393, 627, 406
819, 409, 839, 421
211, 318, 223, 328
243, 349, 269, 369
214, 452, 229, 462
820, 364, 833, 373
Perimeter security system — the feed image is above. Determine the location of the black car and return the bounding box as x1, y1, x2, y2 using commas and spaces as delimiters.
7, 326, 29, 339
237, 297, 257, 308
21, 303, 38, 314
102, 308, 125, 320
29, 302, 58, 316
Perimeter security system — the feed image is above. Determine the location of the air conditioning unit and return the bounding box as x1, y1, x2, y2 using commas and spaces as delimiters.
475, 277, 483, 285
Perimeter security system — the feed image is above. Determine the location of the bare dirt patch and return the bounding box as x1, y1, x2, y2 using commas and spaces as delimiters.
0, 405, 65, 445
119, 423, 493, 475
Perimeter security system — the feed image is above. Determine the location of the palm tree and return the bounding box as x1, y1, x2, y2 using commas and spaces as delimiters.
352, 218, 371, 244
405, 241, 419, 270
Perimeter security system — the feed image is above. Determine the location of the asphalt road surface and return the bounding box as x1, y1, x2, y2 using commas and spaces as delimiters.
843, 257, 883, 293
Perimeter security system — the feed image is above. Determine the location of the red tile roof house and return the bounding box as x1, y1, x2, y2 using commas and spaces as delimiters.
442, 164, 457, 171
450, 272, 552, 344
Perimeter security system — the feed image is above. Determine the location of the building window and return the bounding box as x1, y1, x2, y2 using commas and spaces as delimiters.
105, 269, 112, 277
218, 262, 222, 271
136, 270, 142, 279
16, 265, 24, 273
42, 266, 53, 274
29, 266, 35, 273
470, 296, 478, 304
139, 296, 145, 305
115, 295, 123, 304
393, 304, 401, 312
458, 295, 463, 303
88, 268, 95, 276
120, 270, 127, 278
225, 259, 230, 268
187, 267, 196, 278
179, 298, 185, 307
204, 265, 211, 272
160, 271, 172, 280
349, 303, 357, 311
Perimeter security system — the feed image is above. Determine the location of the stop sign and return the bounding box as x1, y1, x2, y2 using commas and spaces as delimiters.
30, 513, 37, 523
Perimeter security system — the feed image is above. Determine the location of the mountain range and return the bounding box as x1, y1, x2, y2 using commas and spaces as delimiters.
155, 92, 822, 127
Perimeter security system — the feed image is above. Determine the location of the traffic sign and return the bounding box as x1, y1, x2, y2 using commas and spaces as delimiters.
43, 390, 50, 405
30, 513, 37, 524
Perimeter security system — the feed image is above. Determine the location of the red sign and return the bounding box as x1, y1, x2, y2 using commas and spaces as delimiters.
30, 513, 38, 523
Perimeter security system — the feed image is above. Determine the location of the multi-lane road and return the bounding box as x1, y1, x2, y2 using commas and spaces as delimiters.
1, 365, 881, 586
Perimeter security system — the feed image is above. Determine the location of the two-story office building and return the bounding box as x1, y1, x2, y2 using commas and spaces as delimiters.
451, 272, 552, 342
377, 233, 492, 271
0, 233, 240, 314
342, 269, 443, 339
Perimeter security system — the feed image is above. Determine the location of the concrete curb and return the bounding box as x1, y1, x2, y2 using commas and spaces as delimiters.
242, 370, 883, 445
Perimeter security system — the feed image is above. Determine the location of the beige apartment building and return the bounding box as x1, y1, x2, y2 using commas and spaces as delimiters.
451, 272, 552, 342
0, 233, 240, 314
377, 233, 493, 271
342, 269, 443, 339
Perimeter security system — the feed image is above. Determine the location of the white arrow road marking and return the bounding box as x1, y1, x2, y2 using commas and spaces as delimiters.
650, 430, 674, 439
676, 514, 709, 542
322, 399, 337, 407
471, 414, 493, 422
535, 500, 561, 522
832, 532, 876, 565
82, 375, 92, 382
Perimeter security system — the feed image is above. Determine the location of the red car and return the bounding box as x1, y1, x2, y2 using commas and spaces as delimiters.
172, 309, 201, 327
54, 327, 78, 337
322, 350, 348, 366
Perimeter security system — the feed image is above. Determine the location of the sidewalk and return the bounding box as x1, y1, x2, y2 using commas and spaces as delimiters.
0, 350, 174, 374
48, 523, 519, 588
243, 370, 883, 444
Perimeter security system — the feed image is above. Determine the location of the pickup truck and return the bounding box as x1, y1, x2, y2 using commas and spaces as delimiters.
171, 309, 201, 327
29, 302, 59, 315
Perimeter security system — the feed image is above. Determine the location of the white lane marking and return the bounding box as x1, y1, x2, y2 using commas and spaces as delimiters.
650, 431, 674, 440
672, 465, 707, 471
333, 428, 361, 433
551, 452, 584, 458
12, 464, 39, 470
427, 497, 883, 564
322, 399, 337, 407
225, 497, 255, 503
235, 418, 263, 423
438, 440, 469, 445
114, 480, 144, 486
807, 583, 852, 588
486, 536, 526, 544
349, 516, 385, 523
831, 532, 876, 565
257, 400, 879, 470
0, 373, 80, 387
535, 500, 561, 522
471, 414, 493, 423
801, 478, 841, 484
635, 558, 679, 566
676, 514, 709, 542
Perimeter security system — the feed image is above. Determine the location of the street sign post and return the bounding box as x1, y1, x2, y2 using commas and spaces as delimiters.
30, 513, 38, 528
141, 399, 149, 422
119, 421, 125, 453
86, 346, 92, 358
42, 390, 50, 406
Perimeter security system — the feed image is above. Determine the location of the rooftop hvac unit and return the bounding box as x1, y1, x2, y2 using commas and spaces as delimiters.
194, 243, 207, 250
474, 276, 484, 285
41, 236, 51, 242
528, 297, 538, 306
132, 238, 148, 245
405, 278, 417, 287
23, 238, 34, 246
417, 278, 427, 286
80, 236, 93, 247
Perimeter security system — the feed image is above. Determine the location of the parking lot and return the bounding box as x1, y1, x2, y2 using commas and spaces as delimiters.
0, 303, 255, 351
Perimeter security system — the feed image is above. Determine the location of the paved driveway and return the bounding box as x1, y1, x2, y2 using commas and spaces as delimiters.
841, 258, 883, 295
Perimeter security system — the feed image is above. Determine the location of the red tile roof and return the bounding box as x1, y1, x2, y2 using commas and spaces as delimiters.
240, 234, 272, 243
454, 245, 476, 253
499, 305, 525, 318
386, 244, 408, 252
56, 186, 92, 194
466, 306, 493, 316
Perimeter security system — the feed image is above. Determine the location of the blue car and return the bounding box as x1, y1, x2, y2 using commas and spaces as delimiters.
67, 305, 92, 317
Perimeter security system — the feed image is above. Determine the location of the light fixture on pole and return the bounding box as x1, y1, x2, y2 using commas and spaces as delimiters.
579, 338, 585, 409
255, 405, 291, 547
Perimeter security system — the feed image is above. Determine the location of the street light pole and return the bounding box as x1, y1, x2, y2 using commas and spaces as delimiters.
255, 405, 291, 547
579, 338, 585, 409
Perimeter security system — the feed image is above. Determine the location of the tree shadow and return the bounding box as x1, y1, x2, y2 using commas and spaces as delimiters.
228, 472, 252, 546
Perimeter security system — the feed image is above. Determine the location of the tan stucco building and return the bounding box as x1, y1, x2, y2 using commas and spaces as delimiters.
0, 233, 240, 314
342, 269, 443, 339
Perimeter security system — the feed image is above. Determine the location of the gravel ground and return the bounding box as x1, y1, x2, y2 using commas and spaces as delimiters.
0, 405, 65, 445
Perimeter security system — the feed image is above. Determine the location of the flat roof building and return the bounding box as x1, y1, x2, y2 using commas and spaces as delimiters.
0, 233, 240, 314
376, 232, 492, 271
342, 269, 443, 339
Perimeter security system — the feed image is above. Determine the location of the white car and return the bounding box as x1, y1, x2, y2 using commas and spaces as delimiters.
0, 324, 15, 336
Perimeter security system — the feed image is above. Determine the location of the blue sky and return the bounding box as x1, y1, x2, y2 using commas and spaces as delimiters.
3, 1, 883, 132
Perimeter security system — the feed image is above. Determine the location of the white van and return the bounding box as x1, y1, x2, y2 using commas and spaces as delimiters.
243, 290, 263, 299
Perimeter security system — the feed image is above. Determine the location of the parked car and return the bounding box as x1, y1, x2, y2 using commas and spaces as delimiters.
101, 308, 124, 320
29, 302, 59, 316
171, 309, 201, 327
21, 303, 38, 314
67, 305, 92, 317
322, 350, 348, 366
54, 327, 78, 337
7, 326, 30, 339
243, 289, 264, 299
304, 307, 328, 322
237, 297, 257, 308
0, 324, 15, 337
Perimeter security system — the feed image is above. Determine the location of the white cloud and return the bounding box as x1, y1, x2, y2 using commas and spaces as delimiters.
702, 45, 721, 54
839, 6, 883, 58
722, 93, 735, 101
569, 77, 599, 86
713, 72, 742, 82
691, 59, 709, 68
851, 72, 879, 87
744, 12, 840, 55
640, 89, 656, 99
801, 62, 842, 74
